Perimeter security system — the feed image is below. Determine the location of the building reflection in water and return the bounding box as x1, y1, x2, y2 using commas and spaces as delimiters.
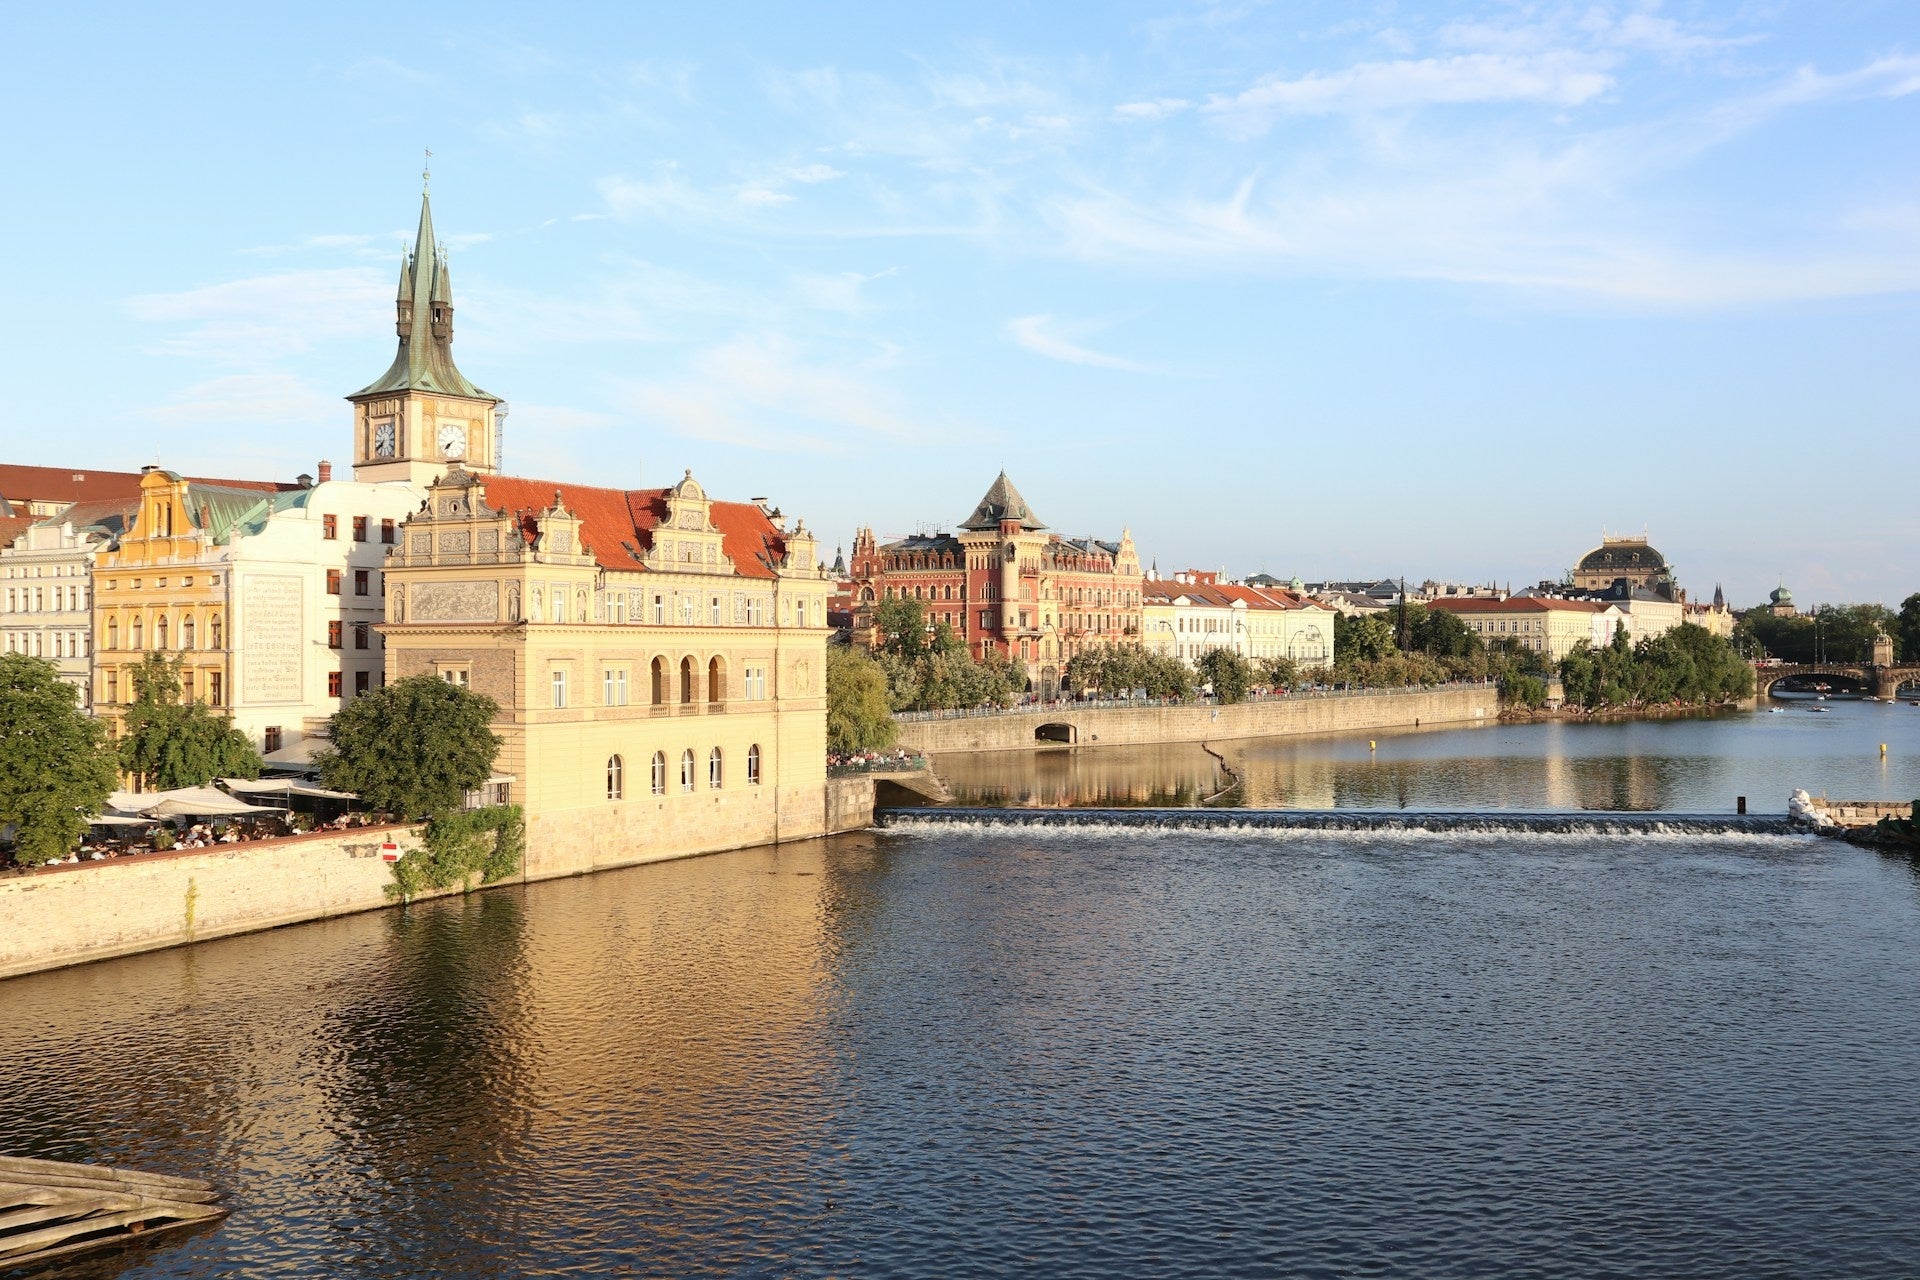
935, 721, 1739, 813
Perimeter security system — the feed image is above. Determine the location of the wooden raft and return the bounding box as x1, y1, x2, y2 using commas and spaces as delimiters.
0, 1154, 225, 1272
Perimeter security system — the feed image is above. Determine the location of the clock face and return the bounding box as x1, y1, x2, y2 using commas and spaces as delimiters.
437, 424, 467, 458
373, 421, 396, 458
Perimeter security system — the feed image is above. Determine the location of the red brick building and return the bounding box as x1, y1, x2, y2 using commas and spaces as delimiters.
849, 472, 1144, 698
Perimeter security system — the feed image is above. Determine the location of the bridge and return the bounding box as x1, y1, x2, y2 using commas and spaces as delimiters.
1751, 662, 1920, 700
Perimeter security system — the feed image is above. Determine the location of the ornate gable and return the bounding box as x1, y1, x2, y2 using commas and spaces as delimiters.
644, 470, 736, 575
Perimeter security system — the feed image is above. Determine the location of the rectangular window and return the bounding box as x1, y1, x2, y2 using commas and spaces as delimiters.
327, 621, 343, 648
210, 673, 222, 705
604, 669, 628, 706
354, 623, 369, 650
264, 727, 282, 754
551, 669, 569, 708
328, 671, 343, 697
355, 569, 370, 596
352, 516, 368, 542
355, 670, 370, 695
441, 667, 469, 687
322, 515, 338, 540
980, 610, 992, 629
381, 518, 396, 544
652, 594, 665, 625
745, 665, 768, 700
711, 596, 722, 625
326, 569, 342, 595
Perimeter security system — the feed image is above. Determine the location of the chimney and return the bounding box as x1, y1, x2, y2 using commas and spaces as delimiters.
317, 460, 333, 484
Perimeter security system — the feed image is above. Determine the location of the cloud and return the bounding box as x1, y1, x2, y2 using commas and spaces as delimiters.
125, 268, 392, 361
1114, 98, 1191, 121
1207, 53, 1612, 131
790, 267, 898, 313
1006, 315, 1152, 371
142, 373, 338, 429
612, 333, 938, 453
736, 185, 795, 206
784, 163, 845, 183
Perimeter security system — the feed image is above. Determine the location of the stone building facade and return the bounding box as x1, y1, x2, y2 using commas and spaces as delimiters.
378, 466, 831, 874
0, 499, 135, 706
849, 471, 1144, 698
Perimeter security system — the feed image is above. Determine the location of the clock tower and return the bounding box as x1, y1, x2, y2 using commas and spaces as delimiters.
348, 181, 500, 486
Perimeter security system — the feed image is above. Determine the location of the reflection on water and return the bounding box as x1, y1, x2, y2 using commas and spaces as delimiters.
4, 826, 1920, 1278
937, 700, 1920, 812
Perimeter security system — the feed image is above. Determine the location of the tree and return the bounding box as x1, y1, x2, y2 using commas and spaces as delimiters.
1404, 605, 1483, 660
1258, 655, 1301, 689
1195, 647, 1255, 704
315, 675, 501, 819
827, 646, 898, 752
0, 654, 119, 866
1335, 612, 1396, 665
1897, 592, 1920, 664
872, 597, 930, 659
118, 654, 261, 790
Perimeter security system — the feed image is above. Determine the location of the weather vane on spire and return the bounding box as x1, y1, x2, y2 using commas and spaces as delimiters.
423, 148, 432, 193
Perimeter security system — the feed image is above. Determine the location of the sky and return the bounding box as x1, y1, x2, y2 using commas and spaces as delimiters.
2, 1, 1915, 608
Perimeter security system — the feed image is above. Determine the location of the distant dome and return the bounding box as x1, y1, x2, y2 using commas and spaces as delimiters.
1577, 539, 1668, 575
1290, 575, 1305, 592
1770, 584, 1793, 605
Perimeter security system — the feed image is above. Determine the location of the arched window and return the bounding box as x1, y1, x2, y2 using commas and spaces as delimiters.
211, 616, 223, 649
130, 616, 143, 649
155, 616, 168, 649
106, 618, 118, 650
747, 743, 762, 785
680, 748, 696, 793
707, 656, 726, 704
606, 755, 624, 800
679, 657, 695, 704
709, 746, 723, 789
651, 656, 667, 705
650, 751, 667, 795
182, 616, 195, 650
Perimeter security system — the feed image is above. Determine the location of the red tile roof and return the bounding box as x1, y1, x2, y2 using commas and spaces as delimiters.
0, 514, 31, 551
473, 474, 790, 579
1429, 596, 1606, 614
0, 463, 289, 508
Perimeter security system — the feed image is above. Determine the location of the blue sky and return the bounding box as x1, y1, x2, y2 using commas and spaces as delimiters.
2, 1, 1915, 606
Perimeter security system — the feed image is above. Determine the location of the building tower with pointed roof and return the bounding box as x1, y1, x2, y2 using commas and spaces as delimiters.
348, 182, 501, 486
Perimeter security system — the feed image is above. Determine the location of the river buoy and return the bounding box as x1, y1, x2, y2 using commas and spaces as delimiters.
1882, 743, 1889, 757
1368, 740, 1376, 753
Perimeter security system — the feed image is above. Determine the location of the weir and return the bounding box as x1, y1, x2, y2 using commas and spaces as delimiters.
876, 806, 1808, 837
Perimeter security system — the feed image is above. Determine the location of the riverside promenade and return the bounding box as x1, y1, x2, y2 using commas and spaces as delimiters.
892, 683, 1499, 754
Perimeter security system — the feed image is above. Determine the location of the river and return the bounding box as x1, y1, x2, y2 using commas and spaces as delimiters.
3, 701, 1918, 1278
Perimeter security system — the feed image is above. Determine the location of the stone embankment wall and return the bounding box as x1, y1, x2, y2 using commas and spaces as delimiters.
2, 779, 882, 982
0, 826, 424, 981
1812, 798, 1914, 828
893, 686, 1498, 755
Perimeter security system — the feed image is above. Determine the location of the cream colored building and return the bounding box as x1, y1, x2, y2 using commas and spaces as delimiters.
1142, 573, 1334, 670
378, 466, 831, 875
91, 467, 422, 758
1429, 596, 1626, 662
355, 184, 834, 870
0, 499, 133, 707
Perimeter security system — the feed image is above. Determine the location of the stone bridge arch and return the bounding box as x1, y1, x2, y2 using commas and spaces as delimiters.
1035, 722, 1079, 745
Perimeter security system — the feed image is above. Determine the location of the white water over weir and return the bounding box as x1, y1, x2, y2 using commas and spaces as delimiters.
877, 806, 1810, 838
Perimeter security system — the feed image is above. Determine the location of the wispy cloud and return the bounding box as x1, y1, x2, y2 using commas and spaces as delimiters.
1206, 52, 1612, 132
613, 332, 940, 453
1114, 97, 1191, 121
125, 268, 391, 361
1006, 315, 1152, 371
142, 373, 338, 429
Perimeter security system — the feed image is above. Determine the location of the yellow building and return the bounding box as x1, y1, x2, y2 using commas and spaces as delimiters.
378, 466, 831, 875
352, 183, 834, 871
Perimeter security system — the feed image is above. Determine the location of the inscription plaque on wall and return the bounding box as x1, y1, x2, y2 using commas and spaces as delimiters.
240, 574, 303, 703
410, 581, 500, 623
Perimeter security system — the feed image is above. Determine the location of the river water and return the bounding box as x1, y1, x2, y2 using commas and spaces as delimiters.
4, 702, 1919, 1278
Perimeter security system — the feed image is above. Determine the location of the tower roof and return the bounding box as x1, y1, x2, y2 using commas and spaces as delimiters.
351, 188, 495, 402
959, 470, 1046, 531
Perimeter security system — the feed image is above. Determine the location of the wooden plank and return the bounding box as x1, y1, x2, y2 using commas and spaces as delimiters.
0, 1202, 221, 1258
0, 1155, 213, 1193
0, 1194, 126, 1231
0, 1211, 220, 1271
0, 1172, 219, 1204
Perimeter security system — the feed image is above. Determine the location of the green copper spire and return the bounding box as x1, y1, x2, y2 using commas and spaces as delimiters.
352, 188, 494, 401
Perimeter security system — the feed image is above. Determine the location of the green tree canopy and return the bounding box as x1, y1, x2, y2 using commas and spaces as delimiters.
118, 653, 262, 791
315, 675, 501, 819
1195, 647, 1255, 704
1064, 643, 1194, 701
1335, 612, 1397, 664
1403, 605, 1484, 659
1895, 593, 1920, 664
1736, 603, 1898, 665
827, 646, 898, 752
0, 654, 119, 866
1558, 623, 1752, 709
872, 596, 930, 659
